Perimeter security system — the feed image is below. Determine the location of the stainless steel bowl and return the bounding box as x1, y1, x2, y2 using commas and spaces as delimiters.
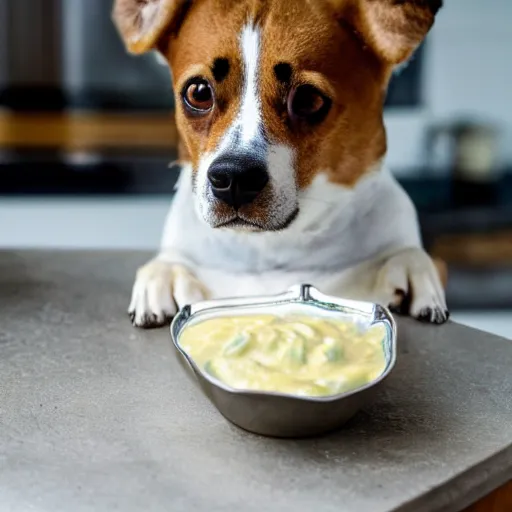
170, 284, 397, 438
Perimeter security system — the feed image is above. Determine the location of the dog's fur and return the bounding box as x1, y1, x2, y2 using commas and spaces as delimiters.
113, 0, 448, 328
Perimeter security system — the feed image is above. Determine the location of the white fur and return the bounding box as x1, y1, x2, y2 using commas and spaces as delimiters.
195, 151, 219, 224
209, 24, 263, 154
161, 164, 420, 274
266, 144, 298, 228
138, 2, 159, 39
129, 259, 206, 326
239, 25, 262, 144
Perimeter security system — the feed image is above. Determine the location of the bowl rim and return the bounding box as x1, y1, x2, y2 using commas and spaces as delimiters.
170, 284, 397, 403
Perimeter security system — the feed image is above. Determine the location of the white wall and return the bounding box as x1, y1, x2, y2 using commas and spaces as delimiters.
385, 0, 512, 174
0, 198, 169, 250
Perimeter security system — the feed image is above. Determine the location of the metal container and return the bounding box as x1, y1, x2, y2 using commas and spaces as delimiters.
170, 285, 397, 438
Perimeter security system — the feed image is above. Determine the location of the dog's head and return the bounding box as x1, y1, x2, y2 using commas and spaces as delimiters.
114, 0, 441, 232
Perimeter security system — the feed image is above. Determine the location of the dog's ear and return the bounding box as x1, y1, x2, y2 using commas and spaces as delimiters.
330, 0, 442, 64
112, 0, 190, 54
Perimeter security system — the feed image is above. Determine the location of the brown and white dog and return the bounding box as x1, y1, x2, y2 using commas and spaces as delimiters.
113, 0, 448, 328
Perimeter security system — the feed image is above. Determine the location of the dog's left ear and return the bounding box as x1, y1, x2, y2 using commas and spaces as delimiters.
330, 0, 442, 64
112, 0, 190, 54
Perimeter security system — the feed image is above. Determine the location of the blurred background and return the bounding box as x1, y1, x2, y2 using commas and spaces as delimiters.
0, 0, 510, 337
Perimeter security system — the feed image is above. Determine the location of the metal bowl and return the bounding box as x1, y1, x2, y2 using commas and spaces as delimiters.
170, 284, 397, 438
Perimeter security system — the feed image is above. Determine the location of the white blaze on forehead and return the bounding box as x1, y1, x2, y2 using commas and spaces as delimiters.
239, 25, 262, 144
214, 23, 263, 155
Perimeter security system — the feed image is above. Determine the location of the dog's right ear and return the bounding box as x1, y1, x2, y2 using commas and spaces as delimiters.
327, 0, 442, 65
112, 0, 190, 54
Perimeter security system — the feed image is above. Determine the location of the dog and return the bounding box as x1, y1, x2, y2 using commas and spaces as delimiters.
113, 0, 448, 328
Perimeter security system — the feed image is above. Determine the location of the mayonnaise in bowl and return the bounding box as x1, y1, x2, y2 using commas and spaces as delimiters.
178, 311, 387, 398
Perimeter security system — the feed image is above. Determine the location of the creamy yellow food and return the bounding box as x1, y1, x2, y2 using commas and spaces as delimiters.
179, 312, 387, 397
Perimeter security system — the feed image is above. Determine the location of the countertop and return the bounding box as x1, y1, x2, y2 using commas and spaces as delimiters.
0, 251, 511, 512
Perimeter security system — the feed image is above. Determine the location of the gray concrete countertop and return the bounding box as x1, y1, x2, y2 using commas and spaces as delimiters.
1, 251, 511, 512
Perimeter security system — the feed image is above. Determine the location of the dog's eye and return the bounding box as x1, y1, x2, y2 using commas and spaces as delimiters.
183, 78, 214, 113
288, 85, 331, 123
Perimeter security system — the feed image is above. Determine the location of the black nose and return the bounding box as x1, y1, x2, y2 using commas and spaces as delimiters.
207, 155, 269, 208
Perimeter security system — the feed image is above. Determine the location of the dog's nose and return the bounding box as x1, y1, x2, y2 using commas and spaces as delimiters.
207, 155, 269, 208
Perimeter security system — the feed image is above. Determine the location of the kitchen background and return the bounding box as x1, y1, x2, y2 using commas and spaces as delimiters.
0, 0, 511, 337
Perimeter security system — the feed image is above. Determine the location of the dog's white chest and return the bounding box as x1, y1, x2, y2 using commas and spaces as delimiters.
162, 165, 420, 277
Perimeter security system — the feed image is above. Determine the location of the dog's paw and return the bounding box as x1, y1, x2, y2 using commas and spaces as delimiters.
375, 248, 449, 324
128, 260, 208, 329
